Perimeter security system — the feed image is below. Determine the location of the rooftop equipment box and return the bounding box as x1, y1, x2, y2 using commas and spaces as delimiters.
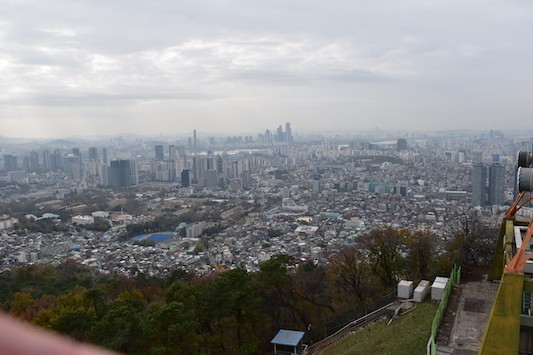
397, 280, 414, 299
431, 277, 449, 301
414, 280, 430, 303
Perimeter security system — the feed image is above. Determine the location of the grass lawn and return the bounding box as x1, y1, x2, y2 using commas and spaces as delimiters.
324, 301, 438, 355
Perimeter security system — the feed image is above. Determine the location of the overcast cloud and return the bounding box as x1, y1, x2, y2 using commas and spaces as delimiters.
1, 0, 533, 138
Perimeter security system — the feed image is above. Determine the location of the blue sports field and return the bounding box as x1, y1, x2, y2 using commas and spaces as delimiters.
131, 232, 175, 242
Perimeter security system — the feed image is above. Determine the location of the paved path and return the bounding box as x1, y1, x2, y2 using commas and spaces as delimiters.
437, 281, 498, 354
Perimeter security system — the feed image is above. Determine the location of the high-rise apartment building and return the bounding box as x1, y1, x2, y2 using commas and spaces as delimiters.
154, 145, 164, 161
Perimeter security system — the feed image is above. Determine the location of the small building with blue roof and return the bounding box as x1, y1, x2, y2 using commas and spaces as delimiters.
271, 329, 306, 354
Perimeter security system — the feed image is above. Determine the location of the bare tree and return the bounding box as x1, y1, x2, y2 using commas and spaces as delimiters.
446, 212, 498, 268
406, 230, 436, 279
329, 246, 376, 305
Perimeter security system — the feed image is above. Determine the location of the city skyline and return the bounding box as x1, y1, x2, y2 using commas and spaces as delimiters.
1, 1, 533, 138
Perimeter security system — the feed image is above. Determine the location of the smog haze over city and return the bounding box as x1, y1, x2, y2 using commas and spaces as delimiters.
1, 0, 533, 138
3, 2, 533, 354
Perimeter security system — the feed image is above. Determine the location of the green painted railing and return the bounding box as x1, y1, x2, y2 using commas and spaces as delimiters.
427, 264, 461, 355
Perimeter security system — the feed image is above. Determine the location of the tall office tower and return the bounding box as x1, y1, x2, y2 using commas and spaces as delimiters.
130, 160, 138, 185
181, 169, 191, 187
277, 125, 284, 142
99, 163, 109, 186
50, 150, 63, 171
265, 129, 272, 144
88, 147, 98, 160
193, 129, 197, 150
22, 156, 30, 172
154, 145, 164, 161
472, 163, 487, 206
42, 150, 51, 171
108, 159, 136, 188
489, 163, 505, 205
102, 148, 108, 164
192, 155, 206, 185
72, 148, 81, 157
63, 154, 82, 181
285, 122, 293, 144
3, 154, 17, 171
29, 151, 39, 172
169, 145, 177, 159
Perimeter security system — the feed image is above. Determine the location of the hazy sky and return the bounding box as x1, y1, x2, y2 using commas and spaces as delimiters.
1, 1, 533, 138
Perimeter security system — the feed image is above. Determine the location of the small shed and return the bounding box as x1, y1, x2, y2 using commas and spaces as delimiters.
271, 329, 306, 354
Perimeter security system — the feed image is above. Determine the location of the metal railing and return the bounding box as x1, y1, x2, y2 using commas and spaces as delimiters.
426, 264, 461, 355
310, 300, 395, 354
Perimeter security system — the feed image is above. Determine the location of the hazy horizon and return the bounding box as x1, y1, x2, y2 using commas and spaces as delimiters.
1, 1, 533, 138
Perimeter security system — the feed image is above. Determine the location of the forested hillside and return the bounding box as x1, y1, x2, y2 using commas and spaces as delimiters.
0, 219, 495, 354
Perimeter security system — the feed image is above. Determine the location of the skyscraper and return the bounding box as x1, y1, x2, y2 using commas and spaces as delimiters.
42, 150, 51, 171
285, 122, 293, 144
72, 147, 81, 157
108, 159, 137, 188
169, 145, 177, 159
181, 169, 191, 187
88, 147, 98, 160
50, 150, 63, 172
63, 154, 82, 181
155, 145, 164, 161
193, 129, 197, 150
29, 151, 39, 172
3, 154, 17, 171
277, 125, 284, 142
472, 163, 487, 206
102, 148, 108, 164
489, 163, 505, 205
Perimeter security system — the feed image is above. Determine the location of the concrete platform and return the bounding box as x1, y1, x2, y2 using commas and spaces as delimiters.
446, 281, 498, 352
